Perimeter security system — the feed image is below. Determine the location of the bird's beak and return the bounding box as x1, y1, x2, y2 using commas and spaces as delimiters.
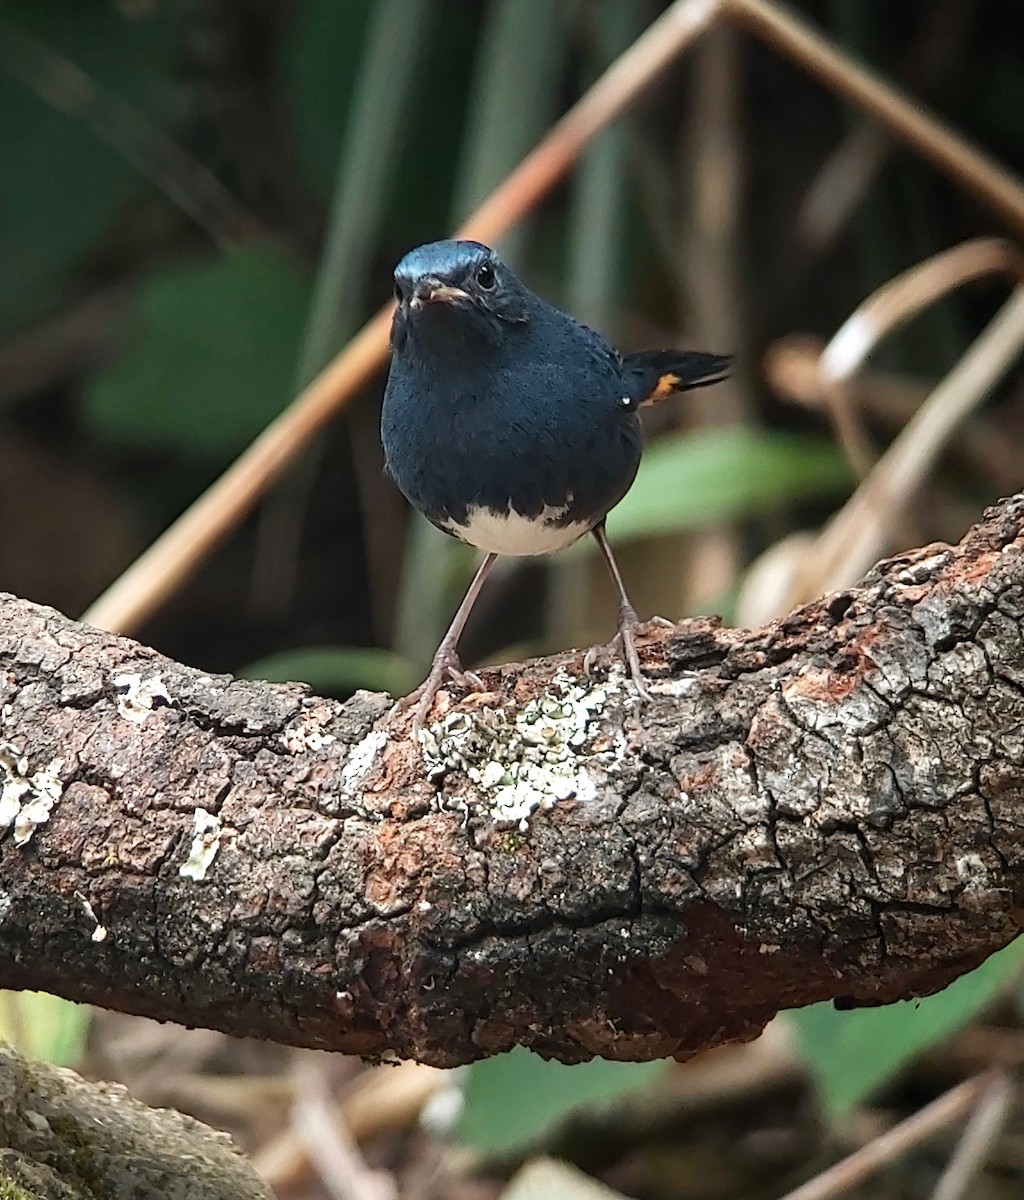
410, 279, 470, 308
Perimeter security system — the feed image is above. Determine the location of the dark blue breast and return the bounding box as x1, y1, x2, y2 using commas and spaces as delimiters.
381, 304, 642, 535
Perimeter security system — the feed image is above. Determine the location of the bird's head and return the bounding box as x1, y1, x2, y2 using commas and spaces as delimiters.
390, 240, 529, 350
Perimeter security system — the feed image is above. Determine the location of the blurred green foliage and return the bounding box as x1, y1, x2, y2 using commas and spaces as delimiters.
457, 1049, 665, 1154
283, 0, 477, 241
241, 643, 415, 696
85, 246, 311, 455
0, 993, 90, 1068
789, 940, 1024, 1115
0, 2, 181, 332
606, 428, 853, 544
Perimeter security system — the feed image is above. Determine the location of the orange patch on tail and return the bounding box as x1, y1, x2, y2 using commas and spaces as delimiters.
640, 372, 682, 407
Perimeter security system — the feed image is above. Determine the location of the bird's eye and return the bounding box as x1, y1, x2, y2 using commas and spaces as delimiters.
476, 262, 496, 291
393, 280, 405, 304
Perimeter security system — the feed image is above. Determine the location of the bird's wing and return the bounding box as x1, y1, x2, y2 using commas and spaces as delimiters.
621, 350, 731, 410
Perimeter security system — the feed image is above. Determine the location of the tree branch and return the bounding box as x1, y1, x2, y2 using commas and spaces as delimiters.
2, 496, 1024, 1067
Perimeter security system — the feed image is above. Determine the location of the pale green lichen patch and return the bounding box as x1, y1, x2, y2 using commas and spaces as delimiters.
0, 745, 64, 847
178, 807, 224, 880
418, 672, 617, 829
113, 672, 171, 723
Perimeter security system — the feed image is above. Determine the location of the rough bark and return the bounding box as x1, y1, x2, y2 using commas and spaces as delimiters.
1, 496, 1023, 1068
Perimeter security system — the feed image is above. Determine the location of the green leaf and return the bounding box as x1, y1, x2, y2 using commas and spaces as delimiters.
788, 940, 1024, 1115
0, 992, 91, 1067
0, 3, 183, 332
502, 1158, 629, 1200
606, 428, 853, 544
240, 646, 415, 696
84, 245, 311, 457
457, 1048, 666, 1154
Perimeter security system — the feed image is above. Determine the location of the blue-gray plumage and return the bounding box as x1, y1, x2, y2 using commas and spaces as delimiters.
381, 239, 729, 735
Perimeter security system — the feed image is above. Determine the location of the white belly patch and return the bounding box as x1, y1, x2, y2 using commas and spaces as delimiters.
444, 505, 592, 556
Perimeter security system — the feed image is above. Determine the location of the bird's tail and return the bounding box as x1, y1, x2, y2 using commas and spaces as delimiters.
623, 350, 731, 409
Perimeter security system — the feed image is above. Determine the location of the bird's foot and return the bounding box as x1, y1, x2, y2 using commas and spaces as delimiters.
583, 605, 653, 700
405, 647, 486, 740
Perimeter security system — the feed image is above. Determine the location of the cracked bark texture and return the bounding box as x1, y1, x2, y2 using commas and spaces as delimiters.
1, 497, 1023, 1067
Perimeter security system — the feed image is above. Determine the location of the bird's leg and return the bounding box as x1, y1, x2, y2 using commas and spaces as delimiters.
587, 523, 652, 698
407, 552, 498, 738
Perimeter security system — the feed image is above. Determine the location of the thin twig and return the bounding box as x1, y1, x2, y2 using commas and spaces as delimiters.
255, 1062, 445, 1193
290, 1059, 396, 1200
457, 0, 724, 244
81, 0, 725, 636
725, 0, 1024, 238
765, 334, 1024, 493
751, 242, 1024, 619
81, 304, 394, 633
790, 283, 1024, 604
793, 0, 977, 252
676, 24, 748, 615
815, 238, 1024, 479
930, 1074, 1016, 1200
248, 0, 432, 625
818, 240, 1024, 387
777, 1074, 991, 1200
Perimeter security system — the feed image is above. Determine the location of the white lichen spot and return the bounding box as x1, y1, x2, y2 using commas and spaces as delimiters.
895, 553, 950, 585
113, 673, 171, 723
956, 852, 990, 893
282, 717, 338, 754
0, 745, 64, 846
76, 891, 107, 943
649, 673, 700, 696
420, 672, 611, 827
0, 892, 10, 923
178, 807, 223, 881
479, 760, 506, 789
340, 729, 388, 793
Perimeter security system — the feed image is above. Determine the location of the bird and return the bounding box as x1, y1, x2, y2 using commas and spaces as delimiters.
381, 239, 729, 736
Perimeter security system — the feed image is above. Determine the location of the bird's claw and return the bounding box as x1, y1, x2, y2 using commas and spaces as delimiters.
618, 616, 652, 700
583, 608, 652, 700
406, 650, 486, 739
446, 666, 485, 691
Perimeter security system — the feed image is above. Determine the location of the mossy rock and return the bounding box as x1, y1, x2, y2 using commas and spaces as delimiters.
0, 1043, 270, 1200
